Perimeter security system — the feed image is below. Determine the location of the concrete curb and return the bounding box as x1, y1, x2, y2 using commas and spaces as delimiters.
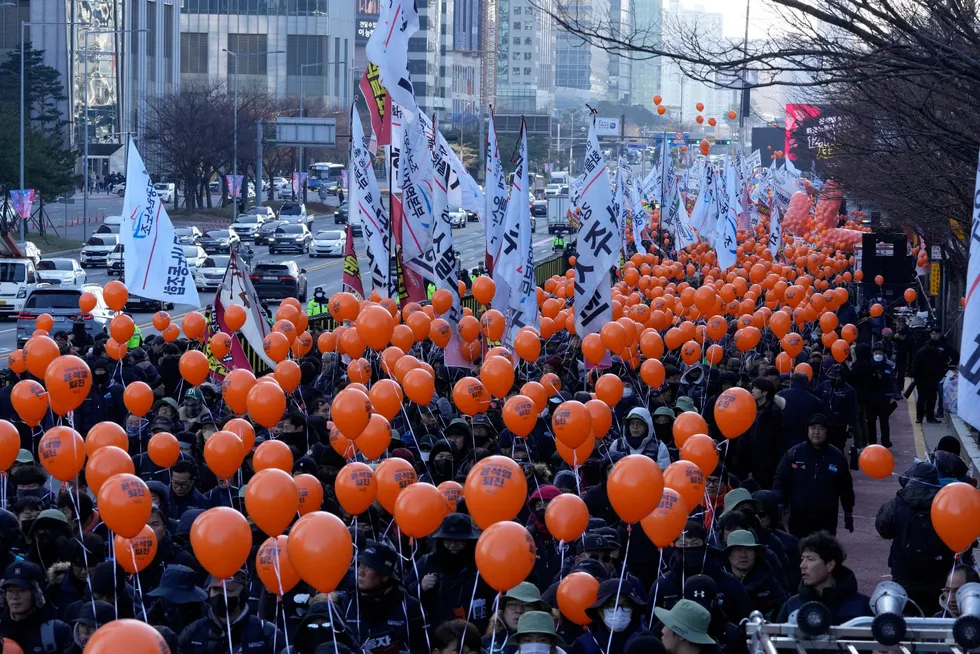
950, 414, 980, 478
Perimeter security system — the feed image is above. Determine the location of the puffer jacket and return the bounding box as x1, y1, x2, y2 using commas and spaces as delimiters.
777, 566, 871, 625
609, 408, 671, 469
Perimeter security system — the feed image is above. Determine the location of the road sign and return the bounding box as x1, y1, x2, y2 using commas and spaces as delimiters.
930, 262, 941, 295
674, 131, 684, 140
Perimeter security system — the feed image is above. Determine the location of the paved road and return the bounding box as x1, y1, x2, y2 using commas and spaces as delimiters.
1, 213, 559, 357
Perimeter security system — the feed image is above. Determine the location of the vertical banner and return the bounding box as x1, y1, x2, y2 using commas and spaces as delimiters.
359, 62, 392, 150
485, 112, 508, 274
343, 222, 366, 300
365, 0, 420, 112
350, 109, 391, 295
572, 118, 617, 338
291, 172, 308, 197
768, 201, 783, 259
226, 175, 244, 198
958, 150, 980, 430
9, 190, 35, 220
211, 251, 267, 375
399, 109, 435, 303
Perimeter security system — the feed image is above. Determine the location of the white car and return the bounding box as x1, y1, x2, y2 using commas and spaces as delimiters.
194, 255, 230, 290
16, 241, 41, 265
111, 183, 126, 197
278, 203, 310, 226
449, 208, 466, 229
80, 234, 119, 268
154, 183, 175, 202
230, 213, 267, 241
37, 258, 87, 286
96, 215, 123, 235
176, 226, 203, 245
182, 245, 208, 269
309, 229, 346, 257
0, 258, 41, 316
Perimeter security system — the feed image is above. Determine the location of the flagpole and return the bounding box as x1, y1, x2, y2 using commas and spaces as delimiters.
659, 130, 667, 257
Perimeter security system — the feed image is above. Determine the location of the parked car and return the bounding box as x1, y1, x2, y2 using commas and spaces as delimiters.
209, 181, 220, 193
254, 220, 287, 245
270, 224, 312, 254
278, 202, 310, 226
80, 234, 119, 268
107, 244, 124, 276
199, 229, 240, 254
194, 255, 230, 290
16, 241, 41, 265
154, 183, 175, 202
96, 215, 123, 235
244, 206, 276, 221
249, 261, 308, 302
16, 284, 110, 346
175, 226, 203, 245
333, 201, 349, 225
309, 230, 346, 258
182, 245, 208, 269
450, 208, 466, 229
0, 259, 42, 317
126, 295, 174, 312
110, 182, 126, 196
36, 258, 87, 286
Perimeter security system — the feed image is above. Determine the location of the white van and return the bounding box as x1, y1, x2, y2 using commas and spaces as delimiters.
97, 215, 123, 235
80, 233, 119, 268
154, 183, 175, 202
0, 258, 42, 316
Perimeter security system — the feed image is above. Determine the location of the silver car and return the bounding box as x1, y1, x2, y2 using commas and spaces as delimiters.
16, 285, 111, 347
309, 229, 346, 257
80, 234, 119, 268
36, 259, 87, 286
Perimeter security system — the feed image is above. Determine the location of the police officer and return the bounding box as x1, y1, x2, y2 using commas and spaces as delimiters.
552, 233, 566, 252
307, 286, 328, 317
126, 323, 143, 348
178, 569, 282, 654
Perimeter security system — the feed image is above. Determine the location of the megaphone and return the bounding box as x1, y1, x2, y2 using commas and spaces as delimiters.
869, 581, 908, 646
954, 582, 980, 650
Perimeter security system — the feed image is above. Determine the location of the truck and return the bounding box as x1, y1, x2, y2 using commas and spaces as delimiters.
547, 196, 571, 234
549, 171, 570, 186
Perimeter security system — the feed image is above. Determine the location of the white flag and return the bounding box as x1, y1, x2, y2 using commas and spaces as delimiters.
640, 161, 661, 202
349, 108, 390, 295
492, 121, 537, 347
399, 110, 435, 277
673, 191, 698, 251
614, 162, 626, 251
785, 155, 802, 180
623, 162, 646, 254
485, 114, 508, 273
573, 119, 617, 337
215, 251, 273, 368
958, 150, 980, 430
429, 137, 466, 366
689, 164, 718, 237
714, 158, 739, 272
419, 113, 485, 221
745, 149, 762, 175
365, 0, 419, 111
768, 201, 783, 259
120, 142, 200, 307
660, 143, 677, 208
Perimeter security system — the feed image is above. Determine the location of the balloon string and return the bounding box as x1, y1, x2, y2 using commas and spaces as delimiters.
110, 530, 119, 620
222, 580, 235, 654
327, 598, 341, 654
272, 598, 279, 654
703, 440, 730, 569
352, 516, 361, 642
648, 548, 665, 630
131, 551, 148, 622
66, 489, 98, 621
409, 540, 432, 653
465, 572, 480, 623
557, 541, 566, 583
487, 593, 501, 654
605, 525, 632, 654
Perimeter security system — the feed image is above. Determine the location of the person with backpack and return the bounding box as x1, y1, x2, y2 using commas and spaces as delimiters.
0, 561, 73, 654
875, 461, 955, 616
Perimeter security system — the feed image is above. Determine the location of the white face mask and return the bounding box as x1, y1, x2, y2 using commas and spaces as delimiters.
622, 387, 634, 399
519, 645, 552, 654
873, 354, 884, 362
601, 606, 633, 632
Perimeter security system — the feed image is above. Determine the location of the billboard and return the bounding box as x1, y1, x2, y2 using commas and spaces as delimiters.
595, 116, 621, 137
356, 0, 379, 45
785, 104, 840, 170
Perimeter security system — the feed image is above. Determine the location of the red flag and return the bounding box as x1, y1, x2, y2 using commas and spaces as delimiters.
343, 223, 365, 300
359, 63, 391, 149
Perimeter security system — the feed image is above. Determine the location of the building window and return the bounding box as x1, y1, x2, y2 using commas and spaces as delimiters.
226, 34, 267, 75
513, 52, 521, 60
524, 67, 531, 75
524, 52, 531, 59
513, 37, 520, 44
513, 6, 521, 13
512, 66, 520, 75
524, 37, 532, 45
286, 35, 328, 75
180, 33, 208, 74
513, 21, 520, 29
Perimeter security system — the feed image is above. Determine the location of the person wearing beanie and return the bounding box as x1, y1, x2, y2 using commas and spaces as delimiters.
733, 378, 785, 489
776, 373, 823, 449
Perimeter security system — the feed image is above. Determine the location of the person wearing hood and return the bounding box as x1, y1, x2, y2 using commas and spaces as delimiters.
875, 461, 955, 615
776, 373, 823, 450
65, 600, 114, 654
814, 365, 858, 452
404, 513, 497, 634
722, 530, 787, 620
178, 569, 282, 654
73, 357, 125, 438
444, 419, 475, 467
0, 561, 73, 654
423, 441, 460, 486
144, 564, 207, 634
525, 486, 563, 588
609, 408, 671, 469
733, 379, 785, 489
777, 532, 871, 625
843, 342, 877, 452
866, 343, 897, 448
773, 414, 854, 538
472, 414, 501, 454
45, 533, 103, 618
751, 490, 800, 588
583, 452, 624, 527
285, 601, 360, 654
932, 450, 971, 486
483, 583, 551, 654
24, 510, 71, 572
140, 505, 198, 594
570, 578, 651, 654
649, 521, 751, 625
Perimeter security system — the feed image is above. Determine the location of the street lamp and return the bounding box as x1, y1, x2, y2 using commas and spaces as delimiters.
224, 48, 284, 225
82, 28, 147, 241
19, 19, 91, 241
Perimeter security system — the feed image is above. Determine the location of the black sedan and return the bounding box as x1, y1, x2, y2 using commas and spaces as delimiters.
126, 295, 175, 311
249, 261, 308, 302
270, 224, 312, 254
198, 229, 240, 254
254, 220, 287, 245
334, 201, 349, 224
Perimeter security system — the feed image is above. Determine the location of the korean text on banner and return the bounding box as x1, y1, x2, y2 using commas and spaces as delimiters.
572, 118, 618, 337
121, 142, 201, 307
485, 113, 508, 274
958, 150, 980, 431
211, 250, 265, 376
350, 110, 391, 295
365, 0, 419, 111
343, 222, 366, 300
359, 63, 392, 148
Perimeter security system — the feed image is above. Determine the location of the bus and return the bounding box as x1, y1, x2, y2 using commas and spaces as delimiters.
308, 162, 345, 190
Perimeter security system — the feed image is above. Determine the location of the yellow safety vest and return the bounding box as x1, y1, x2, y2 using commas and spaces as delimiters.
307, 299, 326, 316
127, 324, 143, 348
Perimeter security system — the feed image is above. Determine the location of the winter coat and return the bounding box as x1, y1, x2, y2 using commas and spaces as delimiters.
650, 546, 752, 624
912, 344, 948, 384
74, 383, 124, 437
0, 604, 72, 654
814, 379, 858, 431
773, 440, 854, 537
875, 463, 955, 591
729, 558, 788, 620
752, 490, 801, 589
609, 408, 671, 469
334, 583, 427, 653
845, 344, 878, 406
170, 487, 209, 521
777, 566, 872, 625
177, 606, 282, 654
734, 396, 786, 489
403, 542, 497, 634
570, 618, 651, 654
776, 380, 824, 449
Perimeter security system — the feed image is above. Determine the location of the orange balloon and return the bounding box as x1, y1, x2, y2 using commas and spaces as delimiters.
680, 434, 719, 475
439, 480, 464, 509
191, 506, 253, 578
428, 318, 451, 347
545, 493, 589, 542
394, 482, 450, 538
85, 445, 135, 494
858, 444, 894, 479
557, 572, 600, 626
43, 354, 92, 416
102, 280, 129, 311
38, 426, 86, 482
640, 487, 690, 548
256, 535, 301, 595
162, 324, 179, 342
82, 619, 168, 654
11, 379, 48, 426
831, 338, 850, 363
672, 412, 707, 449
481, 356, 515, 399
431, 289, 453, 314
475, 521, 536, 591
263, 332, 291, 362
375, 457, 418, 513
331, 388, 373, 439
122, 381, 154, 418
931, 482, 980, 552
551, 401, 592, 448
541, 373, 561, 396
253, 439, 294, 473
204, 430, 245, 479
403, 368, 435, 405
595, 374, 624, 406
503, 395, 537, 437
247, 382, 287, 429
641, 359, 666, 388
98, 473, 152, 538
464, 455, 527, 529
273, 360, 301, 393
663, 460, 705, 511
178, 350, 209, 386
369, 379, 404, 420
7, 349, 26, 374
521, 381, 548, 413
515, 330, 542, 362
607, 455, 664, 523
556, 434, 595, 467
356, 414, 392, 460
288, 511, 353, 593
294, 473, 323, 515
453, 377, 492, 416
0, 421, 19, 471
147, 432, 180, 468
472, 276, 496, 305
713, 387, 757, 439
78, 291, 97, 313
222, 368, 257, 415
586, 399, 612, 439
246, 468, 300, 536
224, 304, 246, 331
85, 422, 128, 457
114, 525, 157, 574
357, 305, 395, 350
335, 462, 378, 516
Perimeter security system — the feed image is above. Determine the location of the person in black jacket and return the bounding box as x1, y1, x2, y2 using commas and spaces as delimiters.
334, 540, 426, 653
911, 331, 949, 423
178, 569, 282, 654
734, 379, 785, 489
777, 532, 871, 625
814, 365, 858, 452
875, 462, 955, 616
65, 600, 114, 654
74, 358, 124, 437
752, 490, 801, 589
844, 343, 877, 452
0, 561, 73, 654
722, 530, 787, 620
141, 505, 199, 594
772, 413, 854, 538
169, 459, 209, 520
776, 373, 824, 450
144, 565, 207, 634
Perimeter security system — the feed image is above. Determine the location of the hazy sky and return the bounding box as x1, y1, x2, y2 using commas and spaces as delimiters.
676, 0, 779, 40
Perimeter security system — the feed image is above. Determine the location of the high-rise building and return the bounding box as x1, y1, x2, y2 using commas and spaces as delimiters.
607, 0, 632, 103
554, 0, 610, 108
630, 0, 661, 106
495, 0, 554, 114
407, 0, 452, 116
